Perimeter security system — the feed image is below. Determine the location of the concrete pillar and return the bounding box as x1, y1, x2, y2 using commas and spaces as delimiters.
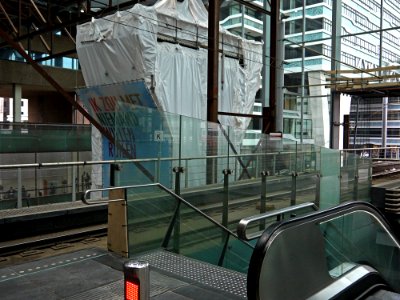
12, 83, 22, 122
308, 71, 330, 148
330, 0, 342, 149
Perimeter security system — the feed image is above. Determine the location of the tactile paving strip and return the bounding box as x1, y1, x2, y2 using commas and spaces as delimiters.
137, 250, 247, 298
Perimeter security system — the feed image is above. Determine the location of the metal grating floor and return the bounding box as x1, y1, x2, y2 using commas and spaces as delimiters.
137, 250, 247, 298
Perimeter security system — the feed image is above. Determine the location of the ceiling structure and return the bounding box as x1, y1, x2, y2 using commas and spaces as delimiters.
326, 66, 400, 98
0, 0, 145, 61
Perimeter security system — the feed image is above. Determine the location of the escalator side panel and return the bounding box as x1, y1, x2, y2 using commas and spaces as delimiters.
248, 222, 334, 300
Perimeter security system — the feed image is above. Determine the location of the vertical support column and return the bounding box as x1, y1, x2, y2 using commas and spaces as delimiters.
276, 12, 285, 133
222, 169, 231, 228
17, 168, 22, 208
172, 167, 183, 253
331, 92, 341, 149
382, 97, 388, 149
300, 0, 306, 144
343, 114, 350, 149
261, 0, 271, 124
263, 0, 280, 133
330, 0, 342, 149
315, 173, 321, 207
12, 83, 22, 122
259, 170, 269, 230
207, 0, 219, 123
207, 1, 220, 185
72, 165, 77, 202
291, 171, 297, 206
353, 158, 359, 201
110, 163, 121, 187
173, 167, 184, 196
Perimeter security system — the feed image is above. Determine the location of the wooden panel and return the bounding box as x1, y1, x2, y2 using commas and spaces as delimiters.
107, 189, 128, 257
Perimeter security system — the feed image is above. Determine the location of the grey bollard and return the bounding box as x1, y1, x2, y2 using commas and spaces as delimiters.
124, 261, 150, 300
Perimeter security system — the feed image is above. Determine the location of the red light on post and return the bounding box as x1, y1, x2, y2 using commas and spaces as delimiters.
125, 280, 139, 300
124, 261, 150, 300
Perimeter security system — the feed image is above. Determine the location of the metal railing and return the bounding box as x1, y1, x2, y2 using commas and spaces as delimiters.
0, 147, 373, 211
237, 202, 318, 241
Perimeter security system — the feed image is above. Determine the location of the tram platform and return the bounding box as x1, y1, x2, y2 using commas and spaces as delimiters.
0, 201, 107, 243
0, 247, 246, 300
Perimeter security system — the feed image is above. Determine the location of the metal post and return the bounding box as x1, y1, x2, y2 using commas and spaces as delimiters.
110, 163, 121, 187
185, 159, 188, 188
124, 261, 150, 300
173, 167, 184, 196
353, 158, 359, 201
17, 168, 22, 208
272, 154, 276, 175
260, 170, 269, 231
260, 170, 269, 214
72, 165, 77, 202
172, 166, 183, 253
315, 173, 321, 207
291, 171, 297, 206
207, 0, 219, 123
222, 169, 231, 228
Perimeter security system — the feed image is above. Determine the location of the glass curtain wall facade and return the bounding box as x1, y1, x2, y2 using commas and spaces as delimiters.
220, 0, 400, 148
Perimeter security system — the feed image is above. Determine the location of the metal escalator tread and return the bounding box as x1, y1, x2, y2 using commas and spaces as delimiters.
365, 290, 400, 300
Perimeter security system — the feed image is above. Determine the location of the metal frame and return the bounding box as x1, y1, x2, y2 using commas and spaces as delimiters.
237, 201, 318, 241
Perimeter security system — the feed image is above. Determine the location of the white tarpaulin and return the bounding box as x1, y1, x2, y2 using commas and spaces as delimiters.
76, 0, 263, 186
76, 0, 262, 127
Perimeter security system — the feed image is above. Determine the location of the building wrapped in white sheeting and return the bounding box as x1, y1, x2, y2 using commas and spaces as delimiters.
76, 0, 263, 187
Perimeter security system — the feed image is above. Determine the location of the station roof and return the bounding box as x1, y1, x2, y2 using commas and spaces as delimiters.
326, 66, 400, 98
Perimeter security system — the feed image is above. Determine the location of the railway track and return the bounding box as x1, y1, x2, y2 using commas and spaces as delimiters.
0, 224, 107, 257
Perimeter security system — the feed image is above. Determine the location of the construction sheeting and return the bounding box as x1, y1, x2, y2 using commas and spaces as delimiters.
76, 0, 262, 128
76, 0, 262, 187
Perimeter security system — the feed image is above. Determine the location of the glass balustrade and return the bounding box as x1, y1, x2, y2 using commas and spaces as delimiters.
0, 105, 372, 212
125, 184, 254, 273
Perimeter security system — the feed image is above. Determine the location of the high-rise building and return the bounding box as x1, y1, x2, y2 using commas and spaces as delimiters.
220, 0, 400, 148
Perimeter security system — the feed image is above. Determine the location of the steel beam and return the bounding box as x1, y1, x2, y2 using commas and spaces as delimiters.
0, 27, 154, 181
207, 0, 220, 123
263, 0, 279, 133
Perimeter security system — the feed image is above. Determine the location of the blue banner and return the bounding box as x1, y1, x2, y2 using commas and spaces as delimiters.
76, 80, 172, 187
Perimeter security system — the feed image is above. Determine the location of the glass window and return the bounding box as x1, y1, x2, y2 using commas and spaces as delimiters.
306, 18, 323, 31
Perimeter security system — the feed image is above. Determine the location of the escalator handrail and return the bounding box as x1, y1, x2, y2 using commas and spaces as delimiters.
247, 201, 400, 300
237, 202, 318, 241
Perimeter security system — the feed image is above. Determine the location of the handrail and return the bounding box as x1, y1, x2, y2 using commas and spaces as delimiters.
247, 201, 400, 300
0, 150, 318, 169
237, 202, 318, 241
82, 182, 253, 247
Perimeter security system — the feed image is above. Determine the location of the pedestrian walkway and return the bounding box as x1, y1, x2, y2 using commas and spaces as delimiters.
0, 247, 247, 299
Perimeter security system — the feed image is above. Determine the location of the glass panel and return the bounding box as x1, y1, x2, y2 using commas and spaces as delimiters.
125, 185, 254, 273
320, 147, 340, 209
255, 204, 400, 299
357, 155, 371, 201
0, 123, 91, 153
319, 210, 400, 290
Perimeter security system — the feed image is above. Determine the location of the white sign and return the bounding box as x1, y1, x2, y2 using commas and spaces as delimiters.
154, 130, 164, 141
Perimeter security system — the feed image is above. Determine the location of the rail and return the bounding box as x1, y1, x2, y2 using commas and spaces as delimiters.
82, 182, 244, 241
236, 202, 318, 241
82, 182, 256, 272
247, 201, 400, 300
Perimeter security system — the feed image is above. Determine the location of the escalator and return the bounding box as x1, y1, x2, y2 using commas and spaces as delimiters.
247, 201, 400, 300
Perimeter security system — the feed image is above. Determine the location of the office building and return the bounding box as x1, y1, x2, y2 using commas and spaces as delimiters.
220, 0, 400, 148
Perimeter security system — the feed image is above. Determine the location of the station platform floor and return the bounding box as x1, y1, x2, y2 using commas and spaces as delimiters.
0, 246, 247, 300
